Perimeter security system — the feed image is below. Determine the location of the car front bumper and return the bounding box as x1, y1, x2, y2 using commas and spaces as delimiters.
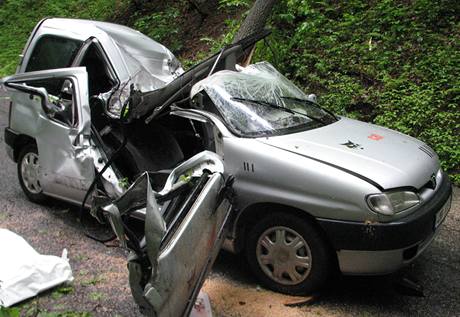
317, 172, 452, 275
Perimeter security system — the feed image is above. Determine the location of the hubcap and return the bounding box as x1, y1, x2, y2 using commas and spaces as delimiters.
256, 226, 312, 285
21, 152, 42, 194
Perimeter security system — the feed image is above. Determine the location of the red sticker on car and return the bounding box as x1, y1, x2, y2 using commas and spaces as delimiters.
368, 133, 384, 141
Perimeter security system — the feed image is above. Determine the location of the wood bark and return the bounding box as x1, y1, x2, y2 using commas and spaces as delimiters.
232, 0, 277, 44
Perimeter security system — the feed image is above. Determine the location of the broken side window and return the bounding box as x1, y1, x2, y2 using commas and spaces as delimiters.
24, 77, 77, 127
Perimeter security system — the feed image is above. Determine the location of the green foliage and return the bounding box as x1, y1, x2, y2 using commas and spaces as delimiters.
51, 286, 74, 300
201, 18, 242, 51
80, 275, 104, 287
254, 0, 460, 183
88, 292, 104, 301
133, 6, 182, 52
118, 177, 130, 189
0, 0, 128, 77
219, 0, 249, 9
0, 307, 20, 317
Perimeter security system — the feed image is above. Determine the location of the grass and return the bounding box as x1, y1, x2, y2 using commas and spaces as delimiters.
88, 292, 104, 302
0, 0, 128, 77
255, 0, 460, 183
80, 275, 104, 287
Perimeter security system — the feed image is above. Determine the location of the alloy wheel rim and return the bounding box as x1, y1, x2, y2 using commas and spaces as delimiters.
21, 152, 42, 194
256, 226, 312, 285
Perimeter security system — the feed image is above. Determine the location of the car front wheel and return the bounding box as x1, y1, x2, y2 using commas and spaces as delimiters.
17, 144, 47, 203
245, 212, 332, 295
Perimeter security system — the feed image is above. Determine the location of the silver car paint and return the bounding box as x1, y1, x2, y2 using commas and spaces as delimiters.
259, 117, 439, 190
4, 68, 95, 204
17, 18, 181, 98
103, 153, 231, 316
221, 136, 381, 222
5, 18, 180, 204
172, 100, 443, 275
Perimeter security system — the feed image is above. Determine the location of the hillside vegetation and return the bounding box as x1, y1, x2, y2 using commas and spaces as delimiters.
0, 0, 458, 183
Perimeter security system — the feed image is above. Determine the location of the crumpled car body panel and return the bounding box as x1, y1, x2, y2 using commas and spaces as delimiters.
0, 18, 270, 315
102, 152, 231, 317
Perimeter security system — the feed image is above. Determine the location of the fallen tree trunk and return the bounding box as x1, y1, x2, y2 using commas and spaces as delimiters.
232, 0, 277, 44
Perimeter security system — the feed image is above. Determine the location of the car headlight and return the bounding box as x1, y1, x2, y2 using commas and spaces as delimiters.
367, 191, 420, 215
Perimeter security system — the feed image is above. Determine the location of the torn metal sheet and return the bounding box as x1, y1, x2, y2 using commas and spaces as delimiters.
101, 25, 184, 118
0, 229, 73, 307
100, 152, 231, 317
158, 151, 224, 196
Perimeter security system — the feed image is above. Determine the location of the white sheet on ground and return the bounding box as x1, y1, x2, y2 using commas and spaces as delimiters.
0, 229, 73, 307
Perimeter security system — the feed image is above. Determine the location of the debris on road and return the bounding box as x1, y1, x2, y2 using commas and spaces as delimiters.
283, 294, 319, 307
190, 291, 213, 317
393, 274, 424, 297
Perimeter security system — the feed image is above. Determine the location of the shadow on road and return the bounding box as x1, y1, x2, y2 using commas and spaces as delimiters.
211, 248, 426, 309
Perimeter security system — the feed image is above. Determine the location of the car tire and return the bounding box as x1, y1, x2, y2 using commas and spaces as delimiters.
17, 144, 47, 203
245, 212, 332, 295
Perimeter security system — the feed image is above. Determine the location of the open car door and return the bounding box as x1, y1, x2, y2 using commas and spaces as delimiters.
101, 151, 233, 316
2, 68, 94, 204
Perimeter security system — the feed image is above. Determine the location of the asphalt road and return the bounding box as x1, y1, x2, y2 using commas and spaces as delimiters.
0, 101, 459, 317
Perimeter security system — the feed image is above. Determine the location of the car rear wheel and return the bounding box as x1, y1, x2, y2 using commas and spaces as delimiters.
17, 144, 47, 203
245, 212, 332, 295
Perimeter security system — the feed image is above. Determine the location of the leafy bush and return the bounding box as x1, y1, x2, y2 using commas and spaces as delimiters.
254, 0, 460, 183
219, 0, 249, 9
133, 6, 182, 52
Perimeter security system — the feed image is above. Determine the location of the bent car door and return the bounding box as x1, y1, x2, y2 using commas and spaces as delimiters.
3, 68, 94, 204
101, 152, 232, 317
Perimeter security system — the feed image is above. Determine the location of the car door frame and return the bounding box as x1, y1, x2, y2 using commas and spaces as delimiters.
3, 67, 95, 204
101, 151, 233, 316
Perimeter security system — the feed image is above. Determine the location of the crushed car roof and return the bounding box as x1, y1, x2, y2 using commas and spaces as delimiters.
38, 18, 172, 57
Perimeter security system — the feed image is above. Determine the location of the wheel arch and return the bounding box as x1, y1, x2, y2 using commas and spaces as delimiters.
12, 134, 37, 162
232, 202, 336, 258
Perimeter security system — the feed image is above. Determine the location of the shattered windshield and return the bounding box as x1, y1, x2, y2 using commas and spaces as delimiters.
191, 62, 337, 137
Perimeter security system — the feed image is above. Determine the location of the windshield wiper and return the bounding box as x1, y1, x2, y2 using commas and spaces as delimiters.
232, 97, 328, 126
280, 96, 338, 121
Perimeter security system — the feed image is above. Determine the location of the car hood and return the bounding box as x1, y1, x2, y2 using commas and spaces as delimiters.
258, 117, 439, 190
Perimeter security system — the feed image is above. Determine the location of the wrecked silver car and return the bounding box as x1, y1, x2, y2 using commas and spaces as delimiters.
2, 17, 453, 300
1, 18, 236, 316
